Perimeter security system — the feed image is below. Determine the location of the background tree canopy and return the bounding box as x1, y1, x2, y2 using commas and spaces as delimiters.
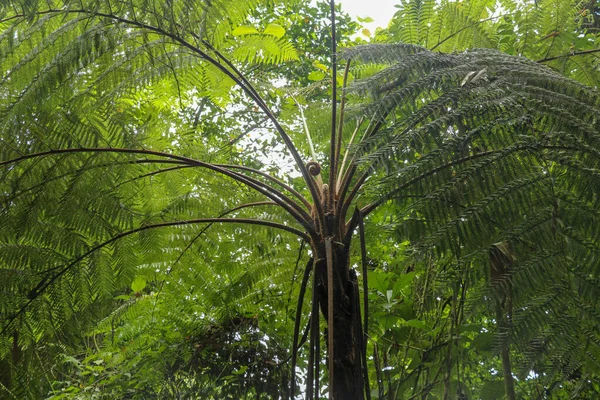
1, 0, 600, 399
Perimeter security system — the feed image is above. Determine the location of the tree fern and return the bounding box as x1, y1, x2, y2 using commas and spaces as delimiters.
343, 41, 600, 398
1, 0, 600, 399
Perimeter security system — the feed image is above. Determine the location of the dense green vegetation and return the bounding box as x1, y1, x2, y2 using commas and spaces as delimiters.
1, 0, 600, 398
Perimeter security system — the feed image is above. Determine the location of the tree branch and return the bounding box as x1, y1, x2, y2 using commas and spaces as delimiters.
536, 48, 600, 63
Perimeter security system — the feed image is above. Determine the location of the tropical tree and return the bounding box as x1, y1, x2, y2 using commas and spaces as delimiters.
1, 0, 600, 399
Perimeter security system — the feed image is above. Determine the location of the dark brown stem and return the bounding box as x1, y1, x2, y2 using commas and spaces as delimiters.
358, 210, 372, 400
325, 237, 335, 398
218, 164, 312, 210
1, 217, 309, 335
430, 14, 508, 51
307, 265, 321, 400
2, 147, 315, 235
3, 7, 326, 232
335, 61, 351, 170
328, 0, 338, 201
374, 343, 384, 398
537, 48, 600, 63
290, 258, 314, 399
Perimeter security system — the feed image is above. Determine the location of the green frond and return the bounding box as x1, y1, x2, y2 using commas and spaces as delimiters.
231, 34, 299, 64
345, 40, 600, 392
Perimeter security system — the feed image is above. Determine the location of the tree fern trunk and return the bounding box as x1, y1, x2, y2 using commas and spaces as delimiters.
315, 244, 364, 399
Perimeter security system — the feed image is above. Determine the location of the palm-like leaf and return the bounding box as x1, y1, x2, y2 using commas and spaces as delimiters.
343, 43, 600, 396
1, 0, 600, 399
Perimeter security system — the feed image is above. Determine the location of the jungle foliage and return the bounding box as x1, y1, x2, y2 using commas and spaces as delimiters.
1, 0, 600, 399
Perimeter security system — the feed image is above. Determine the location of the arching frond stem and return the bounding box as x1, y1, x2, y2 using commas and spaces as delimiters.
359, 144, 583, 218
150, 201, 281, 320
1, 147, 316, 235
218, 164, 312, 210
2, 159, 189, 204
1, 217, 310, 335
537, 48, 600, 63
336, 116, 363, 193
357, 209, 371, 399
4, 8, 326, 234
328, 0, 338, 202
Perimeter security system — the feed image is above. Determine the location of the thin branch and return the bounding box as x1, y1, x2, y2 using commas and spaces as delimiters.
430, 14, 508, 51
328, 0, 338, 198
536, 48, 600, 63
336, 117, 363, 193
116, 164, 193, 188
218, 164, 312, 211
340, 171, 369, 228
219, 116, 269, 150
357, 209, 371, 400
335, 60, 351, 173
150, 201, 280, 321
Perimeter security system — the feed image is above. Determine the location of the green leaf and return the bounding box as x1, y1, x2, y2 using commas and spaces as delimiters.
263, 23, 285, 38
393, 272, 415, 295
403, 319, 427, 329
312, 61, 328, 72
368, 270, 390, 293
131, 276, 147, 293
357, 16, 374, 23
232, 365, 248, 375
307, 71, 325, 81
232, 25, 259, 36
480, 380, 505, 398
472, 332, 494, 353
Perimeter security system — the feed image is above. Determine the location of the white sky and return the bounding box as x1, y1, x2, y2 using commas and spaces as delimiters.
336, 0, 399, 32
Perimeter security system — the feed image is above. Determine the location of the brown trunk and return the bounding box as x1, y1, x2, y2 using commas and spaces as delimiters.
315, 243, 364, 400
